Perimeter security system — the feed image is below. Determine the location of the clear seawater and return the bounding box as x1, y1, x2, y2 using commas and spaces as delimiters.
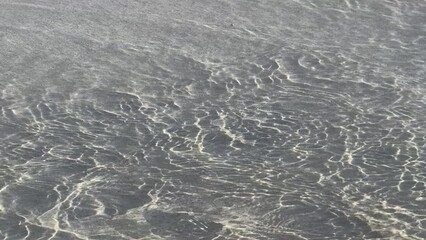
0, 0, 425, 239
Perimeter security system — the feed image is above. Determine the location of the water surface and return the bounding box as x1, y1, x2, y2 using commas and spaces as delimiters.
0, 0, 426, 239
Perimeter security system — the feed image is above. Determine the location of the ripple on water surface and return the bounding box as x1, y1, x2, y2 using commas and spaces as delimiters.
0, 0, 426, 239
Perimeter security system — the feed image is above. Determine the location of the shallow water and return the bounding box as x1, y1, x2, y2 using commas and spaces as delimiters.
0, 0, 425, 239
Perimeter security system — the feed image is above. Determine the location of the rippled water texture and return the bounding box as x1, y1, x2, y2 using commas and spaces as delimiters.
1, 0, 426, 239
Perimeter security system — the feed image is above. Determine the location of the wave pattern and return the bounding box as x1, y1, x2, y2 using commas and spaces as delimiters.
0, 0, 426, 239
